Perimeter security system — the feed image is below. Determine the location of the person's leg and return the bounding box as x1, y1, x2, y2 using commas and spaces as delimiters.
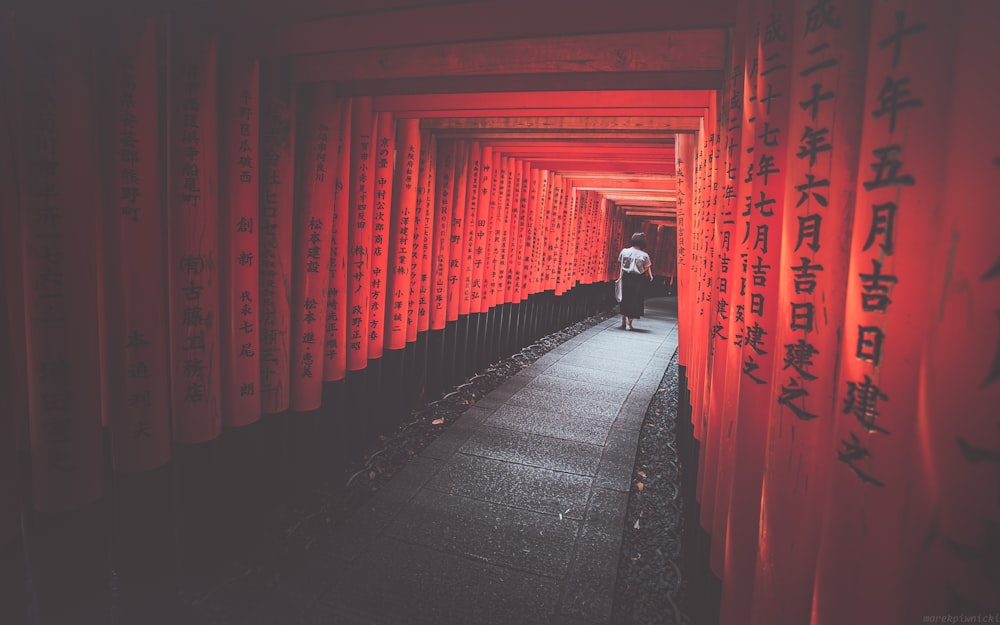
620, 314, 627, 329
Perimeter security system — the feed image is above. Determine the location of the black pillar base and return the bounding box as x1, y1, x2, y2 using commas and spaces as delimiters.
467, 312, 483, 376
0, 538, 27, 625
380, 348, 406, 432
28, 498, 109, 625
485, 307, 499, 365
110, 462, 176, 592
454, 315, 469, 385
504, 303, 518, 357
442, 322, 457, 390
546, 291, 555, 336
172, 436, 237, 578
425, 329, 446, 402
287, 408, 326, 504
321, 379, 348, 478
365, 357, 384, 442
676, 364, 721, 625
410, 332, 429, 409
256, 410, 292, 522
531, 296, 540, 340
344, 369, 370, 450
515, 300, 528, 347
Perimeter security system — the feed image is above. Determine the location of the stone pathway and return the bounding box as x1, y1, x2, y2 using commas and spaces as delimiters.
295, 299, 679, 625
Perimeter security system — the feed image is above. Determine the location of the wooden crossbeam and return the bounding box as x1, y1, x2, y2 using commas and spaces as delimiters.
578, 188, 677, 196
394, 107, 708, 119
292, 30, 726, 82
485, 143, 675, 162
480, 140, 675, 149
432, 131, 694, 140
489, 141, 674, 153
524, 160, 674, 174
422, 116, 700, 131
493, 152, 675, 162
621, 204, 673, 210
481, 139, 673, 149
561, 172, 675, 180
383, 90, 712, 111
566, 176, 675, 191
602, 192, 677, 201
255, 0, 736, 54
623, 207, 677, 214
230, 0, 476, 26
334, 71, 724, 96
484, 149, 674, 159
619, 200, 676, 206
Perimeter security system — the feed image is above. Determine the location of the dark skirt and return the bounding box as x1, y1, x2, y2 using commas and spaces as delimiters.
620, 272, 646, 318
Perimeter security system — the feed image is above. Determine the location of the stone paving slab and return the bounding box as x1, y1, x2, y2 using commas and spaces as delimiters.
505, 386, 624, 422
314, 297, 679, 625
541, 362, 642, 388
589, 325, 664, 339
594, 427, 644, 492
458, 425, 605, 475
417, 417, 481, 460
553, 353, 650, 374
558, 488, 630, 624
582, 338, 664, 350
385, 489, 580, 578
322, 534, 565, 625
425, 453, 594, 519
319, 455, 445, 563
525, 375, 633, 405
563, 336, 661, 353
485, 404, 614, 445
442, 557, 562, 625
613, 391, 654, 431
564, 346, 649, 363
472, 395, 507, 411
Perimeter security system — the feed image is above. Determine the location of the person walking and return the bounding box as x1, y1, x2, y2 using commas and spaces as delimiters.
617, 232, 654, 330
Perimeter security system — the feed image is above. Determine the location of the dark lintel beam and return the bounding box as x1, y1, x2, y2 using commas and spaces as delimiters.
292, 29, 726, 82
257, 0, 736, 54
421, 116, 701, 131
333, 71, 724, 95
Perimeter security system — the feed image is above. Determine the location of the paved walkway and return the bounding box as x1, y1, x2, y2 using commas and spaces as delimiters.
301, 298, 678, 625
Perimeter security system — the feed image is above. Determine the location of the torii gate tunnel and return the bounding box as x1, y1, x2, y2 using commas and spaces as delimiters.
1, 0, 999, 623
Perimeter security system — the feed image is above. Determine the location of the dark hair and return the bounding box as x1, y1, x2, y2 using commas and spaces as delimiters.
630, 232, 646, 250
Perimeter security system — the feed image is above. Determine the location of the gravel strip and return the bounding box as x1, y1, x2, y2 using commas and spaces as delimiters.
612, 351, 690, 625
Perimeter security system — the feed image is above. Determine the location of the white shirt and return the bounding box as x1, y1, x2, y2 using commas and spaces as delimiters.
619, 247, 651, 274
